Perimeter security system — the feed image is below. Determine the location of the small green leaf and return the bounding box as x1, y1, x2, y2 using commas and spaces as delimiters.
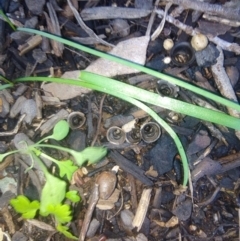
10, 195, 40, 219
40, 173, 66, 216
57, 160, 78, 181
57, 224, 78, 240
37, 120, 70, 144
66, 191, 81, 203
52, 120, 69, 141
47, 204, 72, 223
73, 147, 107, 166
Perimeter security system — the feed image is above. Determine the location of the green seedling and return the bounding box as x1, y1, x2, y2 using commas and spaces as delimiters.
10, 195, 40, 219
66, 190, 81, 203
37, 120, 70, 144
1, 120, 107, 239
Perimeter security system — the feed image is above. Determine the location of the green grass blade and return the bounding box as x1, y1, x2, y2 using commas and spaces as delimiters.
17, 27, 240, 112
0, 10, 16, 31
0, 84, 13, 90
0, 75, 14, 85
14, 75, 240, 130
80, 71, 240, 130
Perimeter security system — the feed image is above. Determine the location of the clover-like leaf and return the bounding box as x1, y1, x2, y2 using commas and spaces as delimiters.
65, 190, 81, 203
57, 224, 78, 240
47, 204, 72, 223
10, 195, 40, 219
40, 173, 66, 216
57, 160, 78, 181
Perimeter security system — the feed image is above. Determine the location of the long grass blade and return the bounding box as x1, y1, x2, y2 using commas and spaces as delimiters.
17, 27, 240, 113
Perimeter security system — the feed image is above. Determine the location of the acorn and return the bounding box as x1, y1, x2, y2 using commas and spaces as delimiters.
96, 171, 117, 199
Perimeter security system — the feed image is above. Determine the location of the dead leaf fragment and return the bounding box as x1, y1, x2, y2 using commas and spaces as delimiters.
154, 216, 179, 228
86, 36, 150, 77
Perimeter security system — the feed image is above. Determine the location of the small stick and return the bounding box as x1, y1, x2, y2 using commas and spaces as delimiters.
91, 94, 106, 146
211, 46, 240, 139
166, 0, 240, 21
203, 14, 240, 27
132, 188, 152, 231
155, 8, 240, 55
151, 3, 171, 41
79, 183, 99, 241
197, 186, 221, 206
67, 0, 113, 47
0, 114, 25, 136
127, 173, 138, 212
146, 0, 160, 36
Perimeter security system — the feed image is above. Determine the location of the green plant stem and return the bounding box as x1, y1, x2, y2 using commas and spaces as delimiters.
32, 144, 74, 155
31, 143, 83, 163
14, 76, 240, 130
0, 150, 21, 162
31, 151, 49, 175
17, 27, 240, 113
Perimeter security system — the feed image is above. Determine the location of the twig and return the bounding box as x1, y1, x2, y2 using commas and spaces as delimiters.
46, 3, 64, 56
132, 188, 152, 231
146, 0, 160, 36
127, 173, 138, 212
211, 46, 240, 139
87, 95, 94, 140
155, 9, 240, 55
67, 0, 114, 47
107, 188, 124, 220
79, 183, 99, 241
151, 3, 171, 41
197, 186, 221, 206
80, 7, 151, 21
203, 14, 240, 27
91, 94, 106, 146
166, 0, 240, 21
0, 114, 25, 136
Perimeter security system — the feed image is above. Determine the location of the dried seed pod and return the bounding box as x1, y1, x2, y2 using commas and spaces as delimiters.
126, 128, 141, 144
96, 171, 117, 199
106, 126, 126, 145
156, 80, 179, 97
170, 42, 195, 66
140, 122, 161, 143
191, 33, 208, 51
67, 111, 86, 129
